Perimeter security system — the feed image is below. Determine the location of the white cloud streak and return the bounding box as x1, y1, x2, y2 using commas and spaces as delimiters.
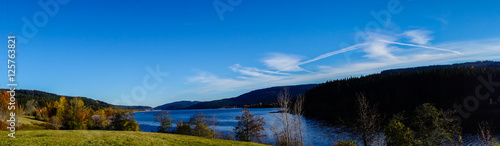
262, 53, 305, 72
299, 43, 363, 65
185, 28, 500, 99
403, 29, 434, 45
379, 39, 462, 54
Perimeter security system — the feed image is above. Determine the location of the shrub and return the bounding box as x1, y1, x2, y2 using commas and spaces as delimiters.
175, 121, 191, 135
0, 120, 9, 131
384, 103, 460, 146
218, 132, 236, 140
333, 139, 357, 146
492, 138, 500, 146
412, 103, 460, 145
384, 118, 418, 146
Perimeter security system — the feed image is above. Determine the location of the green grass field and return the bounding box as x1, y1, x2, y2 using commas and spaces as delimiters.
0, 130, 267, 146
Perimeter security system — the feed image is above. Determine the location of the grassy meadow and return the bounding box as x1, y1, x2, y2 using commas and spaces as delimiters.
0, 130, 267, 146
0, 116, 266, 146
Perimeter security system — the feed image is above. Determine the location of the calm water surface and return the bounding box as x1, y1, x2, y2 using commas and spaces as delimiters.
134, 108, 488, 145
134, 108, 351, 145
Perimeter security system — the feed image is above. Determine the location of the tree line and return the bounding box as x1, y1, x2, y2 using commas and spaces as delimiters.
9, 89, 114, 111
10, 95, 139, 131
304, 65, 500, 132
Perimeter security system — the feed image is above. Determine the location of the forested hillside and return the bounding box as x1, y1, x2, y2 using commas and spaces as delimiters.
2, 89, 113, 111
304, 61, 500, 130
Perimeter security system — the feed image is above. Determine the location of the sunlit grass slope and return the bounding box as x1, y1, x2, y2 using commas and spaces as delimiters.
0, 130, 268, 146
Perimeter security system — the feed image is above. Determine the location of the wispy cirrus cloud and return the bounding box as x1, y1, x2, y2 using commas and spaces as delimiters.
363, 34, 400, 61
299, 44, 363, 65
261, 53, 305, 72
229, 64, 289, 77
403, 29, 434, 45
379, 40, 462, 54
185, 28, 499, 98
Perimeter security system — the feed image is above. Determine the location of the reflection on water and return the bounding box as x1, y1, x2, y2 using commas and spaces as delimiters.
133, 108, 490, 145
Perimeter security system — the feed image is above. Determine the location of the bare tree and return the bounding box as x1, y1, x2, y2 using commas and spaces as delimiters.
292, 95, 305, 145
211, 114, 220, 139
271, 88, 305, 146
477, 121, 495, 145
25, 99, 38, 116
354, 93, 382, 146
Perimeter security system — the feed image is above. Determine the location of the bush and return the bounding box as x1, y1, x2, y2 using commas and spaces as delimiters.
218, 132, 236, 140
493, 138, 500, 146
384, 103, 460, 146
384, 117, 418, 146
333, 139, 357, 146
175, 121, 191, 135
412, 103, 460, 145
0, 120, 9, 131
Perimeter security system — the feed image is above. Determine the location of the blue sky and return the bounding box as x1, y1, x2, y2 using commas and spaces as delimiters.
1, 0, 500, 107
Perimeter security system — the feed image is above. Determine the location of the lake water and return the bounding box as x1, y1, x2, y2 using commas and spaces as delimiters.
134, 108, 490, 145
134, 108, 352, 145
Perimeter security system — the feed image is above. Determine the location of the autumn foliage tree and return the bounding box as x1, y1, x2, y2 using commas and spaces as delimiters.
0, 91, 21, 131
91, 108, 112, 129
110, 109, 139, 131
30, 96, 138, 131
0, 92, 13, 119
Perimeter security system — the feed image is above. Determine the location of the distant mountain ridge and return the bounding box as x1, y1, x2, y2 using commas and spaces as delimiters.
155, 84, 318, 110
117, 105, 153, 110
154, 101, 200, 110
